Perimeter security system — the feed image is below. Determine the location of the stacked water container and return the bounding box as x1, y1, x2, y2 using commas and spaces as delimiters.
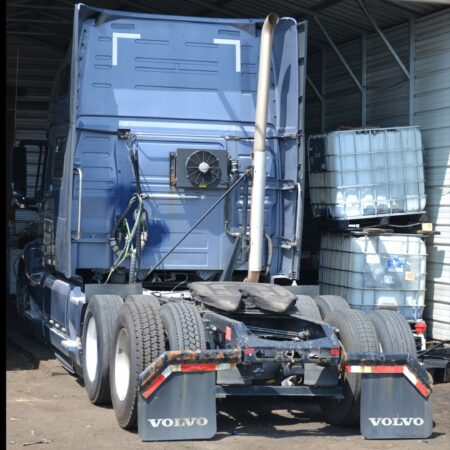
307, 126, 428, 326
319, 233, 427, 321
308, 127, 426, 219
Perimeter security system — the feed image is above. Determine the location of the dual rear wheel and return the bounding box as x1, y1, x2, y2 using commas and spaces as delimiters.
319, 307, 417, 426
110, 297, 165, 429
109, 300, 205, 430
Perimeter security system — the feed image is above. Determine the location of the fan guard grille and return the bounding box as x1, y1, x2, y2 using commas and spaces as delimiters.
185, 151, 221, 186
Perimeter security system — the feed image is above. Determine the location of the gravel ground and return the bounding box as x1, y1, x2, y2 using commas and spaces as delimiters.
6, 305, 450, 450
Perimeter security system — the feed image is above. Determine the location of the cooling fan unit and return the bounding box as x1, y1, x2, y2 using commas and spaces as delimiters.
185, 150, 221, 187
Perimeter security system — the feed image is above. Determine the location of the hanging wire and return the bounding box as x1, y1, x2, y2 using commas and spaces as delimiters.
105, 135, 148, 284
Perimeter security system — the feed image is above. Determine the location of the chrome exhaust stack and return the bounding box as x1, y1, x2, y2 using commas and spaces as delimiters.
246, 13, 279, 283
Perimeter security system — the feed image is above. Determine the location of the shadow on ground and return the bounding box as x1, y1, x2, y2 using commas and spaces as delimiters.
213, 396, 358, 439
6, 299, 55, 372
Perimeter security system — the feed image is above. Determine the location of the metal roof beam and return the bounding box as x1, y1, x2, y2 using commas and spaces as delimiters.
282, 0, 371, 33
187, 0, 241, 17
311, 0, 346, 12
116, 0, 162, 13
6, 5, 34, 18
313, 16, 363, 92
7, 19, 70, 35
7, 18, 72, 25
376, 0, 419, 18
357, 0, 410, 79
7, 35, 67, 52
7, 31, 62, 36
193, 0, 237, 17
7, 4, 73, 10
31, 7, 72, 21
307, 76, 324, 102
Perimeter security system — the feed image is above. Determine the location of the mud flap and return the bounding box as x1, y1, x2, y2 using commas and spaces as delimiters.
138, 371, 216, 441
346, 353, 433, 440
138, 349, 240, 441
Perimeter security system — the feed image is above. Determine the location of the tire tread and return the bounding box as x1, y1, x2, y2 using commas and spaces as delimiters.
368, 309, 417, 356
160, 301, 205, 351
111, 299, 164, 429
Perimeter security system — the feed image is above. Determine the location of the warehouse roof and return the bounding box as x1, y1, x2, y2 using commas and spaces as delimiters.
6, 0, 447, 53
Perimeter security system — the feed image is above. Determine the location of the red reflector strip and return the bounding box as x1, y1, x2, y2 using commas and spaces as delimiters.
142, 373, 166, 399
142, 361, 237, 399
415, 380, 430, 398
345, 365, 403, 374
225, 326, 232, 341
403, 365, 431, 398
371, 366, 404, 374
180, 363, 216, 372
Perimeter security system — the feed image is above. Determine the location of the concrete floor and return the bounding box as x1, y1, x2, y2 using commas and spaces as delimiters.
6, 303, 450, 450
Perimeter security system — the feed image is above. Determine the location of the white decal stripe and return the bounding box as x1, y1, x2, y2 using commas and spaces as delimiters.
347, 366, 371, 373
112, 32, 141, 66
216, 363, 234, 371
213, 38, 241, 72
403, 366, 418, 386
161, 365, 173, 379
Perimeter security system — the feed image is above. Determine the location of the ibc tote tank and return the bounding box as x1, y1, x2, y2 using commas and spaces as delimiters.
319, 233, 427, 322
307, 127, 426, 220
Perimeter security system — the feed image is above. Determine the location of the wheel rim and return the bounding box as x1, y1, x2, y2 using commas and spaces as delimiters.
114, 328, 131, 402
85, 316, 98, 382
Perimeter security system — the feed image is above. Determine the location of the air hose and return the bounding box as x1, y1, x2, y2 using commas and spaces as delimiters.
105, 137, 148, 284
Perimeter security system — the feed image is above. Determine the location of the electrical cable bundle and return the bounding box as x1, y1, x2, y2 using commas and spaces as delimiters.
105, 136, 148, 284
106, 193, 148, 283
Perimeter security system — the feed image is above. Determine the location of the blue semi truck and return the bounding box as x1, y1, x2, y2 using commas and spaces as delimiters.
12, 3, 433, 441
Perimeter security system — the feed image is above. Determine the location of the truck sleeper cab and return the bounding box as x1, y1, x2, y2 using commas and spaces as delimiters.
18, 3, 304, 373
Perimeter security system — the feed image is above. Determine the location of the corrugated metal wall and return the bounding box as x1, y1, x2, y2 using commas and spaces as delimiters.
415, 10, 450, 341
305, 22, 411, 134
366, 22, 409, 127
305, 9, 450, 340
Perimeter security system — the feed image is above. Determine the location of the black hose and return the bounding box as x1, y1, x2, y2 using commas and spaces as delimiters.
108, 138, 146, 283
130, 143, 142, 195
144, 171, 249, 280
111, 200, 134, 252
130, 140, 143, 283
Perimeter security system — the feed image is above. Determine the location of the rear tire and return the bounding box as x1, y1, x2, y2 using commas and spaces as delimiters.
110, 299, 164, 429
293, 295, 322, 322
124, 294, 160, 311
82, 294, 123, 405
160, 301, 206, 350
314, 295, 350, 319
368, 309, 417, 356
320, 309, 379, 426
